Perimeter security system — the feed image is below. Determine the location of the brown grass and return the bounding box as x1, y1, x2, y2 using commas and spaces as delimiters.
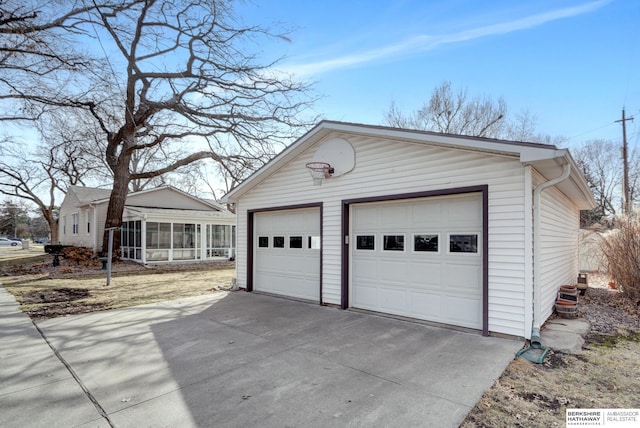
461, 335, 640, 427
2, 258, 235, 319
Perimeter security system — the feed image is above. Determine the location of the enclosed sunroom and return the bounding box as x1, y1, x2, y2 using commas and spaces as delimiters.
120, 207, 236, 263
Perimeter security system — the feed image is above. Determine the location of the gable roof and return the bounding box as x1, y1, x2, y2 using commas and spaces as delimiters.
68, 185, 112, 204
222, 120, 596, 209
69, 185, 228, 212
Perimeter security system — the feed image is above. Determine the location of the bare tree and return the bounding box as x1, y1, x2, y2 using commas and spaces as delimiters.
0, 132, 89, 242
1, 0, 316, 253
78, 0, 316, 252
573, 139, 623, 223
0, 1, 104, 121
385, 81, 507, 138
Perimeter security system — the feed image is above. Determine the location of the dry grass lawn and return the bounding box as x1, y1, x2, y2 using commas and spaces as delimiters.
1, 254, 235, 319
461, 336, 640, 427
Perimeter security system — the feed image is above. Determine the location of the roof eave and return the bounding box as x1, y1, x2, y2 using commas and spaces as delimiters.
222, 120, 596, 210
523, 150, 597, 210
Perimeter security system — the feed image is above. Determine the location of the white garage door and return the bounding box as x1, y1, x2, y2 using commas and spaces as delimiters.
351, 194, 483, 329
254, 208, 321, 301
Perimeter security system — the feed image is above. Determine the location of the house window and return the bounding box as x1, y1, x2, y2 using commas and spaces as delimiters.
173, 223, 196, 260
145, 222, 170, 261
205, 224, 235, 258
63, 215, 66, 235
449, 234, 478, 253
86, 209, 91, 234
383, 235, 404, 251
356, 235, 375, 250
121, 220, 142, 260
72, 213, 79, 235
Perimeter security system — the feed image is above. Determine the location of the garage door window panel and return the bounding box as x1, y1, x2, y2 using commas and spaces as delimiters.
383, 235, 405, 252
308, 236, 321, 249
448, 233, 479, 254
289, 236, 303, 248
258, 236, 269, 248
273, 236, 285, 248
356, 235, 375, 250
413, 234, 439, 253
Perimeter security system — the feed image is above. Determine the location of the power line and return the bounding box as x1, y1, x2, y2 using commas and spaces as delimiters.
566, 121, 617, 142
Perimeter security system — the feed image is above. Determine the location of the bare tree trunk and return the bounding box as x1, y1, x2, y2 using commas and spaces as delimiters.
45, 212, 59, 243
101, 154, 131, 255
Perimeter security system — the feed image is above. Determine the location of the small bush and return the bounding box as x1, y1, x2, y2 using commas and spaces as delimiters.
600, 214, 640, 302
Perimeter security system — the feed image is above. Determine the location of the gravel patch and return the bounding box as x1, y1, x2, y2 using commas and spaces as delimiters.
577, 273, 640, 340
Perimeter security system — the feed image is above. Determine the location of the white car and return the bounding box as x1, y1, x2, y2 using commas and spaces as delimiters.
0, 238, 22, 247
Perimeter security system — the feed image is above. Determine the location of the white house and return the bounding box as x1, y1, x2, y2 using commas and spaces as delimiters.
58, 185, 236, 263
222, 121, 596, 339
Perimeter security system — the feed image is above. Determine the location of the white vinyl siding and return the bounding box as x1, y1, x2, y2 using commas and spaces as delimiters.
58, 191, 93, 247
535, 171, 580, 324
235, 133, 529, 337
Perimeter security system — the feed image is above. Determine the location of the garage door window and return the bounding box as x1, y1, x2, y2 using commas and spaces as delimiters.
289, 236, 303, 248
383, 235, 405, 251
308, 236, 321, 249
258, 236, 269, 248
273, 236, 285, 248
449, 234, 478, 253
414, 234, 439, 252
356, 235, 375, 250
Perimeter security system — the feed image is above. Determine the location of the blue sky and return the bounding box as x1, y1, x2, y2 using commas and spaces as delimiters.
238, 0, 639, 149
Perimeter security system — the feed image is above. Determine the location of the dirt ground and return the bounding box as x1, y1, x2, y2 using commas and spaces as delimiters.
2, 253, 639, 426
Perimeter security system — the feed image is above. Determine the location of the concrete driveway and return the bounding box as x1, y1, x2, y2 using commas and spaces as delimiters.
2, 290, 522, 427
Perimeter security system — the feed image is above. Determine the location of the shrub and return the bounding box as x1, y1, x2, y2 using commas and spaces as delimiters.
600, 214, 640, 302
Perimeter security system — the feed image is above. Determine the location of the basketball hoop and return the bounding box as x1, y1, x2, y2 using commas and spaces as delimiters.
305, 161, 334, 185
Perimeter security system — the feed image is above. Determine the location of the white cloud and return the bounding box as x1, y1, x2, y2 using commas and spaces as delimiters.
284, 0, 610, 77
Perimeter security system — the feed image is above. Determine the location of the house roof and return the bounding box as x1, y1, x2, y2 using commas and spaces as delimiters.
69, 185, 112, 204
124, 206, 235, 219
70, 185, 229, 212
222, 120, 596, 210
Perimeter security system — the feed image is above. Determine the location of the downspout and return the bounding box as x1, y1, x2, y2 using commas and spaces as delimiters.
532, 163, 571, 341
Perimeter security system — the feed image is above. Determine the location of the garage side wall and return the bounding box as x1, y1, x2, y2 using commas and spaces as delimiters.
235, 132, 530, 337
535, 171, 581, 324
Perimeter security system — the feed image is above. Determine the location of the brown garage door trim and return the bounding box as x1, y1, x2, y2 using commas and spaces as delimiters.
247, 203, 324, 304
341, 185, 489, 336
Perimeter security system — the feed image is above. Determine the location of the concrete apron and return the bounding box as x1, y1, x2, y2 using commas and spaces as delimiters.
25, 292, 522, 427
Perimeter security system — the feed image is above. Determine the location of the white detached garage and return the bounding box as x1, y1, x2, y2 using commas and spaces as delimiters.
223, 121, 595, 339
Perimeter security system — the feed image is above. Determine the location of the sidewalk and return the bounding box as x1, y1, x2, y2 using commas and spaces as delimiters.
0, 286, 109, 428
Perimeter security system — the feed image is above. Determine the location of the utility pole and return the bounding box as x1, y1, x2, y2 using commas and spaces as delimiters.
615, 109, 634, 214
